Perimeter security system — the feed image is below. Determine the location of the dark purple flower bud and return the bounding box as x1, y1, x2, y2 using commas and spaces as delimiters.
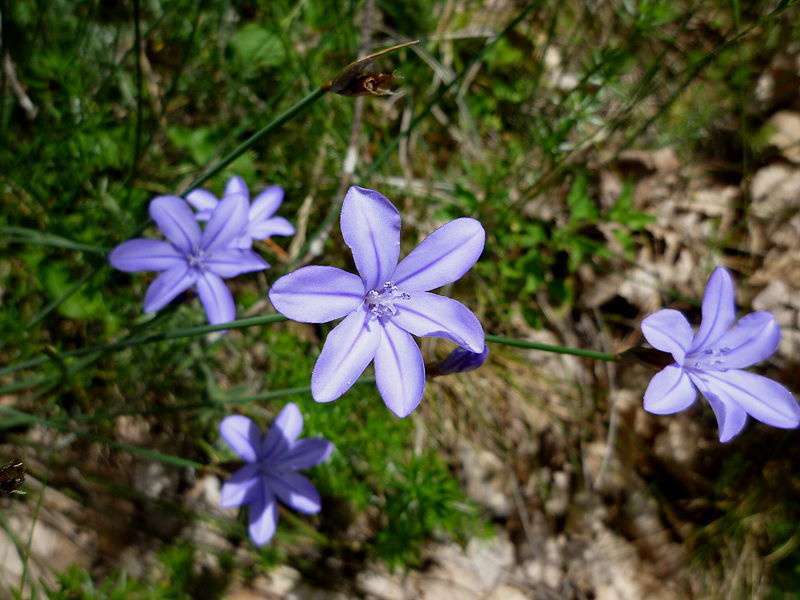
430, 345, 489, 377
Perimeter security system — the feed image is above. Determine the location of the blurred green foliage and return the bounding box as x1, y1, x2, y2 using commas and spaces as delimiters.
45, 543, 232, 599
1, 0, 799, 595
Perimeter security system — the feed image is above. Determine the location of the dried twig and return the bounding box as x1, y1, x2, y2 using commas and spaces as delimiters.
3, 54, 37, 120
592, 308, 619, 491
299, 0, 375, 265
0, 458, 25, 496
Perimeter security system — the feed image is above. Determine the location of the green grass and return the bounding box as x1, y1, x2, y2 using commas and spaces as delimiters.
1, 0, 799, 596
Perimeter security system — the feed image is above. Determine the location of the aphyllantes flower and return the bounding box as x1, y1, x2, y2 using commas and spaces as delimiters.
186, 175, 294, 250
109, 194, 268, 324
641, 266, 800, 442
219, 404, 333, 546
269, 186, 485, 417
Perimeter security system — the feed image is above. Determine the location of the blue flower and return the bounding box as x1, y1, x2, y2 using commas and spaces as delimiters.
186, 175, 295, 250
641, 267, 800, 442
219, 404, 333, 546
109, 194, 268, 324
268, 186, 485, 418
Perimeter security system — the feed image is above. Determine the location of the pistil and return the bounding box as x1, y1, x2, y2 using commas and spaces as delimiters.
365, 281, 410, 319
687, 346, 732, 371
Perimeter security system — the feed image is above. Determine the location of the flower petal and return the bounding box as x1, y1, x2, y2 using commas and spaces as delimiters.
311, 308, 381, 402
196, 272, 235, 325
109, 239, 184, 272
201, 194, 249, 252
340, 186, 401, 290
261, 403, 304, 461
249, 185, 284, 222
206, 248, 269, 278
149, 196, 201, 253
185, 189, 219, 216
699, 370, 800, 429
143, 264, 196, 313
224, 175, 250, 200
248, 483, 278, 546
374, 320, 426, 417
269, 266, 365, 324
689, 266, 736, 353
220, 415, 261, 463
392, 291, 484, 352
703, 390, 748, 443
641, 309, 694, 364
643, 364, 697, 415
276, 438, 334, 471
220, 464, 260, 508
249, 216, 295, 240
714, 311, 781, 369
266, 472, 321, 514
391, 218, 485, 292
235, 235, 255, 250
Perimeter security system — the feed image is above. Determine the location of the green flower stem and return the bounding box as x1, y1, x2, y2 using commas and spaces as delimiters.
0, 379, 376, 438
0, 381, 384, 476
1, 226, 108, 255
485, 334, 617, 362
366, 0, 543, 175
0, 354, 110, 395
79, 313, 287, 356
2, 311, 616, 395
5, 85, 330, 364
0, 405, 202, 469
180, 86, 327, 195
0, 375, 54, 395
298, 0, 544, 263
211, 377, 376, 407
0, 314, 288, 380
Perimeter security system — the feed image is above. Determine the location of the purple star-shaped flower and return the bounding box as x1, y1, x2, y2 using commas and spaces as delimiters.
219, 403, 333, 546
109, 193, 268, 324
186, 175, 295, 250
641, 266, 800, 442
268, 186, 485, 417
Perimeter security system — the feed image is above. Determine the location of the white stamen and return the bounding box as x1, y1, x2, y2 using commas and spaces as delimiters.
688, 345, 732, 371
364, 281, 410, 319
187, 247, 209, 270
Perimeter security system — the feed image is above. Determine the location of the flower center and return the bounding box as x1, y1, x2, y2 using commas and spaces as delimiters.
686, 346, 732, 371
364, 281, 409, 319
187, 247, 209, 271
